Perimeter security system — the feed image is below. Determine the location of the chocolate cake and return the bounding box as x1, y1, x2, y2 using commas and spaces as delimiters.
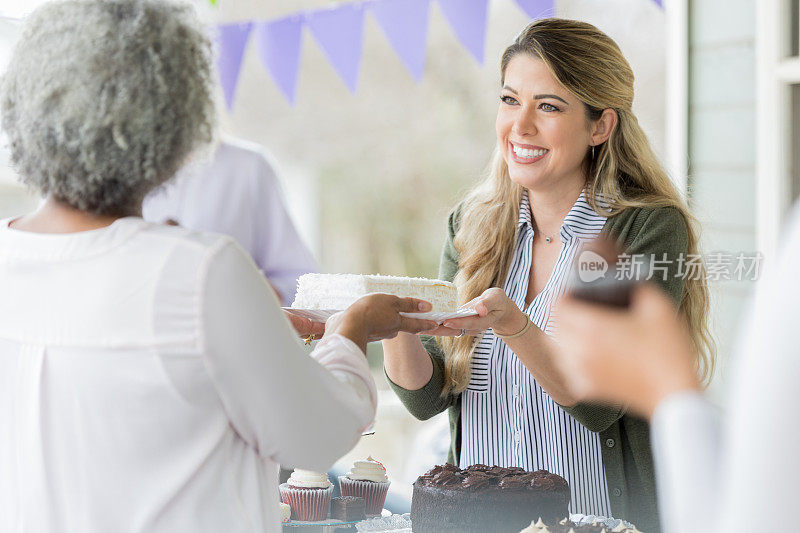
411, 464, 570, 533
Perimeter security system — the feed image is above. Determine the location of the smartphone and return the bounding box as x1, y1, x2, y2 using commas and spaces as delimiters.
566, 238, 641, 309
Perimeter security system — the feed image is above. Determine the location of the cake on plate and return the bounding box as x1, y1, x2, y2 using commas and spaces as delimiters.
292, 274, 457, 313
411, 464, 570, 533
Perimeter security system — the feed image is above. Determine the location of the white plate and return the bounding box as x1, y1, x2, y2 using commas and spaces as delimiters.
283, 307, 478, 325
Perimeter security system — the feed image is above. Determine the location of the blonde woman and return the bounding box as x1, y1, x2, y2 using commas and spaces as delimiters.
383, 18, 714, 532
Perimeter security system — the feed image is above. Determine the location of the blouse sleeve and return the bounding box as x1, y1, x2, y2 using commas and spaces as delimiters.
650, 391, 721, 532
715, 204, 800, 530
199, 238, 376, 472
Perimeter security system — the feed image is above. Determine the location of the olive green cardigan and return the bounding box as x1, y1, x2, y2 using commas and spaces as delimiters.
387, 204, 689, 533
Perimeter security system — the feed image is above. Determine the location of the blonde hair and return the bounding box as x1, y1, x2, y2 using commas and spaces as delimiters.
440, 18, 715, 396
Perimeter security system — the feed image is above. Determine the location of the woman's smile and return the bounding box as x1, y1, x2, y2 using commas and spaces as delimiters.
509, 140, 549, 164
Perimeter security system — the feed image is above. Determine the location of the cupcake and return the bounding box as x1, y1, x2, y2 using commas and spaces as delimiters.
279, 469, 333, 521
338, 456, 390, 516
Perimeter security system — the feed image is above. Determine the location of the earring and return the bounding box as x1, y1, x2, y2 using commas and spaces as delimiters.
591, 145, 595, 159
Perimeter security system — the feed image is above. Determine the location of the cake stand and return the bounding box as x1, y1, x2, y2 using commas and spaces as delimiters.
282, 510, 391, 532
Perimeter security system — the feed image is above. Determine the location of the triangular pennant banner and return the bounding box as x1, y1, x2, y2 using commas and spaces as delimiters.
305, 4, 366, 93
436, 0, 489, 64
513, 0, 555, 19
371, 0, 431, 82
215, 22, 253, 110
254, 16, 303, 105
652, 0, 663, 7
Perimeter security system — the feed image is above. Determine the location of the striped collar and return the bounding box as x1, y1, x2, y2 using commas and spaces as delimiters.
518, 189, 610, 241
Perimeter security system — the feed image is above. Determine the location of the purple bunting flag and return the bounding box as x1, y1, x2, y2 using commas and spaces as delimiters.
215, 21, 253, 110
371, 0, 431, 81
254, 16, 303, 105
652, 0, 663, 8
305, 3, 366, 93
513, 0, 555, 19
436, 0, 489, 64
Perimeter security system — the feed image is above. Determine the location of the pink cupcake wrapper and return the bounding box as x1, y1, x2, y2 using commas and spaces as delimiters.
279, 484, 333, 522
338, 476, 390, 516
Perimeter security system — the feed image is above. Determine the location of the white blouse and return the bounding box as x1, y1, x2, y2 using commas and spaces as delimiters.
0, 217, 376, 532
651, 202, 800, 532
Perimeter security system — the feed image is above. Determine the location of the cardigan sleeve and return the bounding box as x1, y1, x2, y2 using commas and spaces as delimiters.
560, 206, 690, 432
386, 206, 463, 420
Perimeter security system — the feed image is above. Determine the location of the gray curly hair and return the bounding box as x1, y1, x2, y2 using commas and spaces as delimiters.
0, 0, 216, 215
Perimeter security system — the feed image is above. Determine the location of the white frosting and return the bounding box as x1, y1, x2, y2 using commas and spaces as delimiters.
346, 455, 388, 483
292, 273, 457, 313
279, 502, 291, 523
517, 517, 639, 533
287, 469, 332, 489
519, 518, 549, 532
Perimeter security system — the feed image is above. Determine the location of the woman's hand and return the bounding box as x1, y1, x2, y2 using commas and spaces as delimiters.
326, 294, 440, 353
429, 287, 527, 337
284, 311, 326, 339
554, 283, 701, 419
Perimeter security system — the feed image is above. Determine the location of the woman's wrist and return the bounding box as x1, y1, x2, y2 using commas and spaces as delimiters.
492, 306, 529, 337
327, 311, 368, 353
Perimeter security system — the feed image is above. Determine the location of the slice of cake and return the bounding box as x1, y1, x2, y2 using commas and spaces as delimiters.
291, 274, 457, 314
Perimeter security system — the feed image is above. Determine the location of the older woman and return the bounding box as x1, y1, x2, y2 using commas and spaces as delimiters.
0, 2, 437, 532
382, 19, 715, 532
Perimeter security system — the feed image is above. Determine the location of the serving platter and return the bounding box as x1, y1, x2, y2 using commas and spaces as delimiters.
283, 307, 478, 325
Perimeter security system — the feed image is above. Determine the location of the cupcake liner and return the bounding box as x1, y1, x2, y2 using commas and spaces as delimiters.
338, 476, 390, 516
279, 483, 333, 522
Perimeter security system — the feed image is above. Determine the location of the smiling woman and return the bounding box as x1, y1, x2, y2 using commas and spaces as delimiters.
382, 17, 715, 533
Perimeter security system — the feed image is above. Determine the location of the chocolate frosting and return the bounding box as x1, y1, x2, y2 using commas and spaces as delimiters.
416, 463, 568, 494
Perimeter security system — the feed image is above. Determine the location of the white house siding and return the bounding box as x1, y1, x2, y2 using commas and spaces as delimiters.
688, 0, 757, 399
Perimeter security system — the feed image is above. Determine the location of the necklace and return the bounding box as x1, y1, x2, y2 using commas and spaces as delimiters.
533, 221, 556, 243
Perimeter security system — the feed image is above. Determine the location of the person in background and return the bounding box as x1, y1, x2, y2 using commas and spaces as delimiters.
382, 18, 716, 532
144, 136, 316, 306
554, 202, 800, 533
0, 1, 438, 531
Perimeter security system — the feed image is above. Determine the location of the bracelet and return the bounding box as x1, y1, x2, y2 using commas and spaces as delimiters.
494, 318, 532, 340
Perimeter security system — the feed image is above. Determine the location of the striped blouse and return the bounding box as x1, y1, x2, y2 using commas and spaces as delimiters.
460, 189, 612, 517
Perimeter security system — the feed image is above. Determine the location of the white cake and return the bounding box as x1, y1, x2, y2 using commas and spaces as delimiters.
291, 274, 458, 313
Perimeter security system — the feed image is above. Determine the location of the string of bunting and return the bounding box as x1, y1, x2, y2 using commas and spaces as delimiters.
216, 0, 663, 108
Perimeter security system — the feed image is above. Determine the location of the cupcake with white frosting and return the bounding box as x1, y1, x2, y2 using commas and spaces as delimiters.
279, 469, 333, 521
338, 456, 390, 516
